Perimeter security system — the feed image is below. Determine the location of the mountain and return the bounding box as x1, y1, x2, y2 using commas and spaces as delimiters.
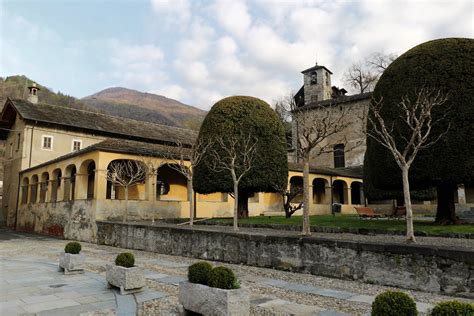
81, 87, 206, 130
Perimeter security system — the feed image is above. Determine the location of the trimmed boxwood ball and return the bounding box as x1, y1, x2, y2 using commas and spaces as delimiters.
64, 242, 81, 254
115, 253, 135, 268
364, 38, 474, 222
430, 300, 474, 316
371, 290, 417, 316
188, 261, 213, 285
193, 96, 288, 217
208, 266, 239, 290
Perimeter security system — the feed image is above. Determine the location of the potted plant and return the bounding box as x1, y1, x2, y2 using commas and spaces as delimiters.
179, 262, 249, 316
59, 242, 85, 274
106, 252, 145, 295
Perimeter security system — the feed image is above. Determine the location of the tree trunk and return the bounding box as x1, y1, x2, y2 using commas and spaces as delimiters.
302, 158, 311, 235
124, 186, 128, 223
233, 182, 239, 231
237, 188, 250, 218
435, 182, 456, 224
401, 167, 415, 243
187, 178, 194, 226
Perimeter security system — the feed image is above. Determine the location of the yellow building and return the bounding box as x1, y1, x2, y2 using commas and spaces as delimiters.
1, 88, 364, 242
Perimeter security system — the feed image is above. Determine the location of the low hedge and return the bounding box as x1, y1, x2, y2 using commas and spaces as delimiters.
371, 290, 417, 316
208, 266, 239, 290
64, 242, 81, 254
188, 261, 213, 285
430, 300, 474, 316
115, 253, 135, 268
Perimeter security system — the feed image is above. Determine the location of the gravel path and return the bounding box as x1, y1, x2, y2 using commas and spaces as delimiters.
1, 228, 472, 316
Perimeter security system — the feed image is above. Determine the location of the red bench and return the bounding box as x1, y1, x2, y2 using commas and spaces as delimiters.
354, 207, 382, 219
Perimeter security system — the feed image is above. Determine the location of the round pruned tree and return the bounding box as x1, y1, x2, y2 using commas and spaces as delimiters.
193, 96, 288, 219
364, 38, 474, 223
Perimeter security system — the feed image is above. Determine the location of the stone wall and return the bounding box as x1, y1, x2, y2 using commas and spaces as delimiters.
96, 222, 473, 295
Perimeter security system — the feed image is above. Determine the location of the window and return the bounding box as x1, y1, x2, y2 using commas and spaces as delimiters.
310, 71, 317, 85
333, 144, 345, 168
16, 133, 21, 151
42, 136, 53, 150
72, 140, 82, 151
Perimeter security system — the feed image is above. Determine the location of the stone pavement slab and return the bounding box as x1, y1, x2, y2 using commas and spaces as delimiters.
22, 298, 81, 313
156, 275, 186, 285
115, 290, 136, 316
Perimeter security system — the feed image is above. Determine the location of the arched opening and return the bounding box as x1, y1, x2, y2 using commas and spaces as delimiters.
79, 160, 96, 200
351, 182, 363, 205
289, 176, 304, 203
312, 178, 328, 204
156, 164, 188, 201
30, 175, 39, 204
51, 169, 62, 202
106, 159, 147, 200
21, 177, 29, 204
332, 180, 348, 204
39, 172, 49, 203
64, 165, 77, 201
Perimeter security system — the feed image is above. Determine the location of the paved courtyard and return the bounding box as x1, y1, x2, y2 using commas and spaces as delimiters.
0, 228, 472, 315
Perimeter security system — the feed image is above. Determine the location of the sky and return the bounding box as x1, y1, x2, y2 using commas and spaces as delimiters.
1, 0, 472, 110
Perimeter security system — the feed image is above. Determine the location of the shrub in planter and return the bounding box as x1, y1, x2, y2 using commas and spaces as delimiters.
371, 290, 417, 316
59, 242, 84, 274
208, 266, 239, 290
115, 253, 135, 268
179, 265, 248, 315
430, 300, 474, 316
188, 261, 213, 285
106, 252, 144, 295
65, 242, 81, 254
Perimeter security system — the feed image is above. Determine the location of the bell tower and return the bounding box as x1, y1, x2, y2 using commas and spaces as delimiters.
301, 64, 332, 105
27, 83, 40, 104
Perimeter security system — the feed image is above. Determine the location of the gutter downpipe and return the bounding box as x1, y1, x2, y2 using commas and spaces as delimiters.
29, 122, 37, 168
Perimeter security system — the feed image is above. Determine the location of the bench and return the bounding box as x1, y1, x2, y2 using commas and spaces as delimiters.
354, 207, 382, 219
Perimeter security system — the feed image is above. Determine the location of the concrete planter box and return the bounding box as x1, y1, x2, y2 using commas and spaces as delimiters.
179, 282, 249, 316
106, 264, 145, 295
59, 252, 85, 274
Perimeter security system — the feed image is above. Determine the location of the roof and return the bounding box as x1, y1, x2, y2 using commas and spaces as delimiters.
294, 92, 372, 112
301, 65, 333, 75
20, 138, 191, 174
288, 162, 363, 179
1, 98, 197, 145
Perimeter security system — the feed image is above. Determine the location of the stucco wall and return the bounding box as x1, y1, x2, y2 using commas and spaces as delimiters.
96, 222, 474, 295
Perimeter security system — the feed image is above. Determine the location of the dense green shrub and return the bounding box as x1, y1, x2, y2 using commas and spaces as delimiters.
115, 253, 135, 268
188, 261, 213, 285
371, 290, 417, 316
194, 96, 288, 216
430, 300, 474, 316
64, 242, 81, 254
208, 266, 239, 290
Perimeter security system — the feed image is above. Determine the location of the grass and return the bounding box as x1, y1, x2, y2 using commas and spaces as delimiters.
207, 215, 474, 236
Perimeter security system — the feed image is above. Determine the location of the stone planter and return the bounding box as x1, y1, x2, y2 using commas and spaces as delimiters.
106, 264, 145, 295
179, 282, 249, 316
59, 252, 85, 274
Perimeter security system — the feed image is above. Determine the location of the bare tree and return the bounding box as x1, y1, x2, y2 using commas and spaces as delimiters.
292, 101, 355, 235
165, 138, 212, 226
344, 52, 397, 94
105, 159, 154, 223
345, 62, 379, 93
273, 181, 303, 218
366, 87, 449, 242
209, 135, 258, 231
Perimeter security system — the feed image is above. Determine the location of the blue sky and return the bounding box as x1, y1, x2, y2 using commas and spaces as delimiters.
1, 0, 472, 110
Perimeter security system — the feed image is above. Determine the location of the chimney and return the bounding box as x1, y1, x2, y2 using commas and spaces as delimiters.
27, 83, 40, 104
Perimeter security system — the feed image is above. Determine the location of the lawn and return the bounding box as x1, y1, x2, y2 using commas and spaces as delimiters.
207, 215, 474, 236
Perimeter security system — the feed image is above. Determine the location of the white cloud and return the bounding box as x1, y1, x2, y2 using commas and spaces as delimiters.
150, 0, 191, 25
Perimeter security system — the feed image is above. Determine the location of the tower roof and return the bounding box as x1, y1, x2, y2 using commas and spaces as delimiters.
301, 65, 333, 74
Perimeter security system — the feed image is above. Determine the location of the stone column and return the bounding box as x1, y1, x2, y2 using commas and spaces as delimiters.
346, 187, 352, 205
94, 169, 108, 201
457, 185, 466, 204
